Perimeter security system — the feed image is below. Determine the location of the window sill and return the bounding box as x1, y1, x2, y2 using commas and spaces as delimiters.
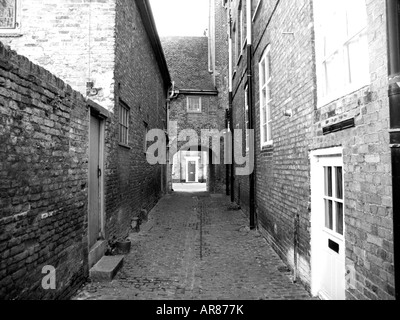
317, 84, 370, 109
119, 143, 131, 149
0, 32, 22, 38
261, 142, 274, 150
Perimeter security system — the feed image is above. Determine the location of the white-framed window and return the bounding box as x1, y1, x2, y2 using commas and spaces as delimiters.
187, 96, 202, 113
322, 162, 344, 236
244, 85, 249, 152
0, 0, 21, 34
119, 100, 129, 146
259, 45, 272, 147
313, 0, 370, 107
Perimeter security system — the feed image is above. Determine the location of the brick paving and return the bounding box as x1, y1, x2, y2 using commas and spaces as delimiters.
72, 191, 316, 300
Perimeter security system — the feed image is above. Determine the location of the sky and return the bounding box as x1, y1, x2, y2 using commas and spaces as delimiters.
149, 0, 210, 37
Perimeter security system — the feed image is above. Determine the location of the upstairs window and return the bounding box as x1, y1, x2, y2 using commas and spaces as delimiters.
0, 0, 21, 33
259, 45, 272, 147
187, 96, 202, 113
119, 100, 129, 146
314, 0, 369, 106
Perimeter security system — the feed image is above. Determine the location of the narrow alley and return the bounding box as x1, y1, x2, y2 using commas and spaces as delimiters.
1, 0, 398, 301
72, 189, 314, 300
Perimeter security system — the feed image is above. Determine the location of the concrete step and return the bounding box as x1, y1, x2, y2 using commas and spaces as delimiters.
89, 255, 124, 282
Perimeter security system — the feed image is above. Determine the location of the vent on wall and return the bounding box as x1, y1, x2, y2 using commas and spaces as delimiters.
323, 118, 355, 135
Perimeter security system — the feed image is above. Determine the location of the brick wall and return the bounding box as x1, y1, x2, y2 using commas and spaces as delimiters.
103, 0, 168, 239
0, 0, 116, 111
168, 94, 226, 193
162, 36, 227, 193
213, 0, 230, 192
309, 0, 393, 300
231, 0, 251, 211
249, 0, 315, 290
228, 0, 394, 300
0, 42, 89, 299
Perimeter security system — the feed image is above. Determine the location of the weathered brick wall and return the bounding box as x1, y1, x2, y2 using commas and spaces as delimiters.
0, 0, 116, 111
0, 42, 89, 299
230, 0, 394, 300
213, 0, 230, 192
231, 0, 251, 210
309, 0, 394, 300
103, 0, 167, 239
249, 0, 315, 290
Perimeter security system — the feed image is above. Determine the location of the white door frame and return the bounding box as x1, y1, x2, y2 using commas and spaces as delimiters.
186, 157, 199, 183
310, 147, 345, 299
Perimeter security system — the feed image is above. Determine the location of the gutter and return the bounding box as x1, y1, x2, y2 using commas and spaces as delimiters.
175, 89, 219, 96
386, 0, 400, 300
228, 2, 235, 203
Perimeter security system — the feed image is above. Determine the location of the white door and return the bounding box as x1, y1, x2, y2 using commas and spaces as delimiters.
311, 152, 345, 300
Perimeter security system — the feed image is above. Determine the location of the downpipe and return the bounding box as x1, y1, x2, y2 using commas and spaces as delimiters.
247, 0, 256, 230
387, 0, 400, 300
228, 3, 235, 203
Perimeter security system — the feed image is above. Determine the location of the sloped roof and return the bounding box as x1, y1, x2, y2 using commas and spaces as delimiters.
137, 0, 171, 87
160, 36, 216, 91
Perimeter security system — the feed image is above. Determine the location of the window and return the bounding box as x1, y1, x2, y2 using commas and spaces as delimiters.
244, 85, 249, 152
314, 0, 369, 106
0, 0, 21, 33
143, 121, 149, 153
259, 45, 272, 147
323, 164, 344, 236
119, 100, 129, 146
238, 4, 243, 55
187, 96, 202, 113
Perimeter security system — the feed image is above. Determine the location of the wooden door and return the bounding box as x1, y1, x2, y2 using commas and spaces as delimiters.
89, 115, 101, 249
318, 156, 345, 300
188, 161, 196, 182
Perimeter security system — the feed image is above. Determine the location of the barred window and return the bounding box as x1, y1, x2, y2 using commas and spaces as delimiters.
119, 100, 129, 146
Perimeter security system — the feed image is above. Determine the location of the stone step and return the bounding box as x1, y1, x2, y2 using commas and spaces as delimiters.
89, 255, 124, 282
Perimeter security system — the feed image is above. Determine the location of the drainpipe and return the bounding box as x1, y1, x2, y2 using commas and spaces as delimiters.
166, 98, 171, 194
228, 3, 235, 203
246, 0, 256, 229
387, 0, 400, 300
225, 108, 230, 195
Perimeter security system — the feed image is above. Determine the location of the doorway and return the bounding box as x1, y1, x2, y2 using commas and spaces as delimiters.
310, 148, 346, 300
185, 157, 199, 183
187, 159, 197, 182
88, 112, 105, 266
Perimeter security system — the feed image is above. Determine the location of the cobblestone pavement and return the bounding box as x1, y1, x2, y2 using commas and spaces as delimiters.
72, 191, 316, 300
